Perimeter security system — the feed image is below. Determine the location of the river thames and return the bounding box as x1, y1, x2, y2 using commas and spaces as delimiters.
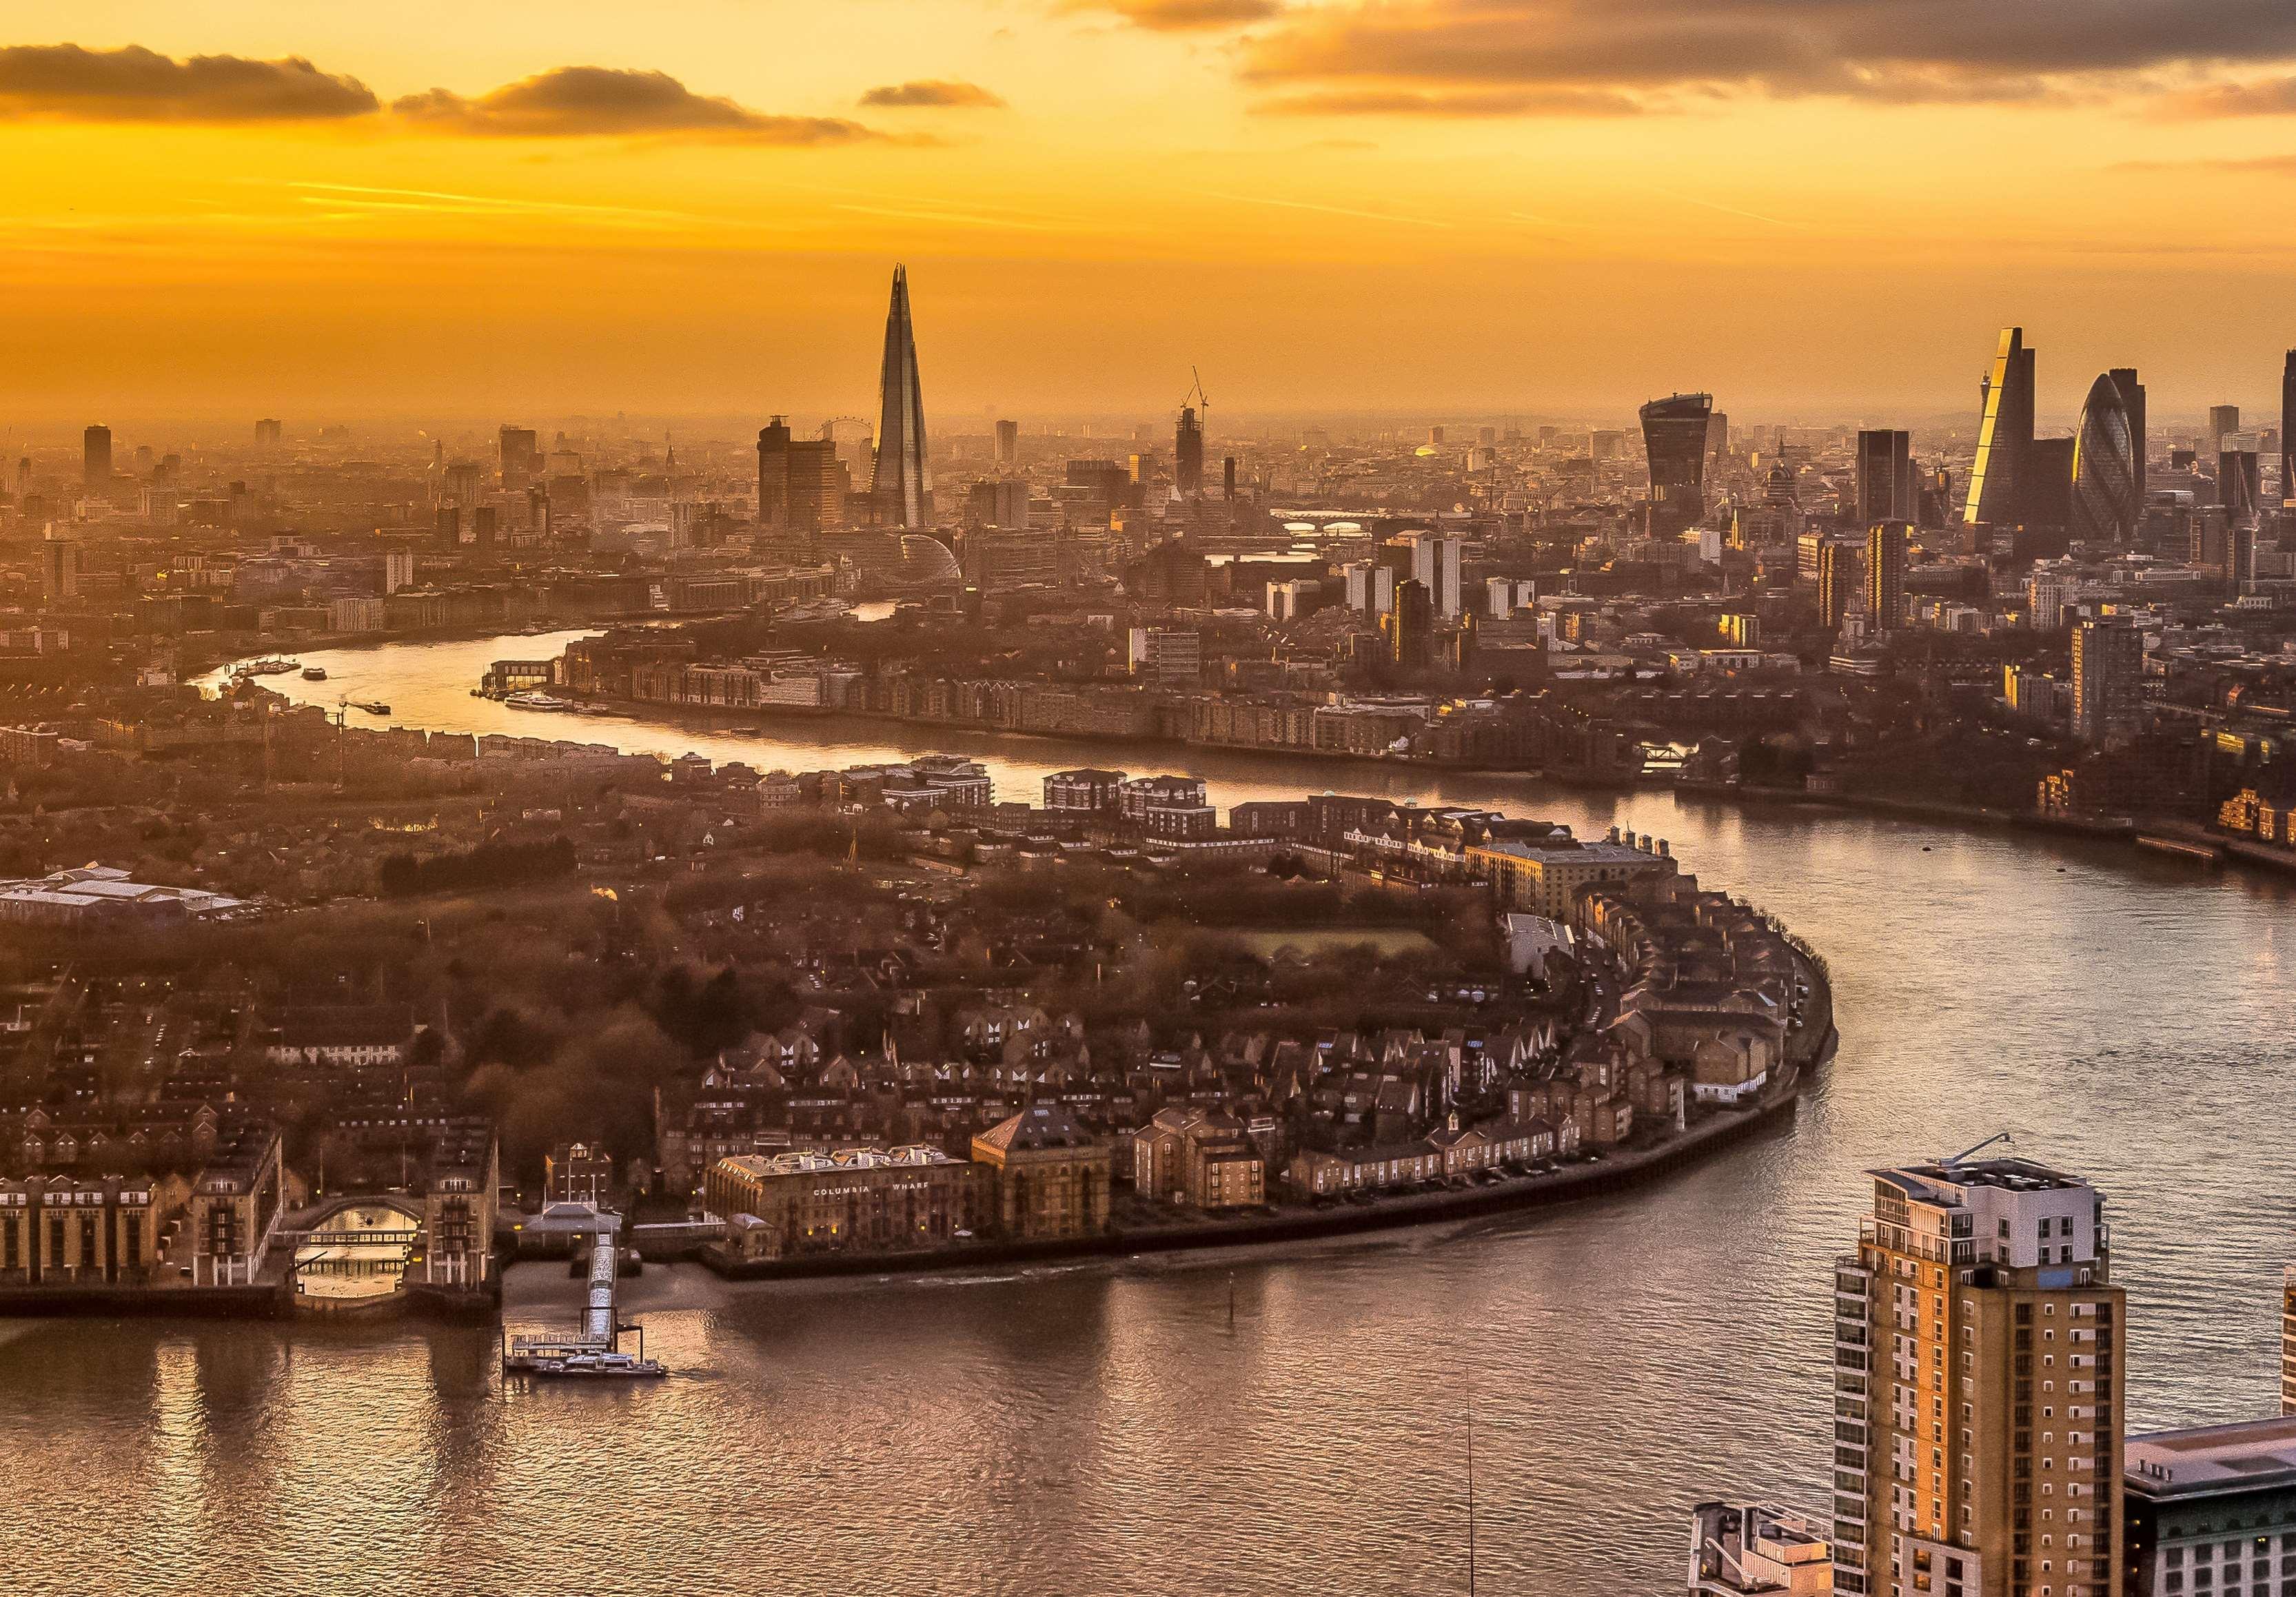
7, 630, 2295, 1596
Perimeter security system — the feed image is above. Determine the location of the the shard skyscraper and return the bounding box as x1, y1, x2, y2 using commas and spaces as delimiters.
1964, 326, 2035, 527
870, 264, 930, 527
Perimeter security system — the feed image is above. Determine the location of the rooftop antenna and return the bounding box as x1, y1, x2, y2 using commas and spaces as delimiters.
1943, 1130, 2013, 1166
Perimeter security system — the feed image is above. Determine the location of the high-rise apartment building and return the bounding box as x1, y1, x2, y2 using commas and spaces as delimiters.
40, 531, 78, 602
1865, 521, 1909, 632
1831, 1157, 2123, 1597
870, 265, 930, 528
1344, 560, 1396, 616
1858, 430, 1918, 525
2071, 619, 2144, 744
1818, 540, 1862, 633
1966, 329, 2035, 527
1175, 405, 1205, 497
82, 425, 112, 487
254, 418, 283, 449
1640, 392, 1714, 533
995, 418, 1019, 471
1397, 530, 1463, 618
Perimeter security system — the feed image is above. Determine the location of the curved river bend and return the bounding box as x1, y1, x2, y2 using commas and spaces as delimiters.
6, 631, 2293, 1596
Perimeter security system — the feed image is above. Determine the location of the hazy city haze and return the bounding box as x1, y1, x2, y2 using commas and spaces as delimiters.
5, 0, 2296, 419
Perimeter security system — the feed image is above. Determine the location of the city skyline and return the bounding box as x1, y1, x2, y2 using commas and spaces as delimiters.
8, 3, 2296, 418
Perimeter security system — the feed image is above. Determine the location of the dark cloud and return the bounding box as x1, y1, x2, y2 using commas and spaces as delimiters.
0, 43, 378, 121
860, 79, 1008, 109
1064, 0, 1285, 32
393, 66, 880, 142
1237, 0, 2296, 112
2157, 77, 2296, 118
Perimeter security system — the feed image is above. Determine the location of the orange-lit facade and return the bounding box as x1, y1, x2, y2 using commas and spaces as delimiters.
1833, 1159, 2123, 1597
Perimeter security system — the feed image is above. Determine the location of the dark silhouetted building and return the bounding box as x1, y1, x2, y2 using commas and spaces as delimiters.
2071, 372, 2140, 545
2072, 618, 2144, 744
498, 425, 539, 487
1384, 577, 1434, 669
1638, 392, 1712, 533
2209, 403, 2241, 458
870, 264, 930, 528
995, 418, 1018, 471
1175, 405, 1204, 497
82, 425, 112, 487
2026, 437, 2075, 532
254, 418, 283, 449
1855, 429, 1916, 525
2222, 449, 2263, 527
757, 416, 792, 529
1965, 327, 2034, 527
2282, 350, 2295, 507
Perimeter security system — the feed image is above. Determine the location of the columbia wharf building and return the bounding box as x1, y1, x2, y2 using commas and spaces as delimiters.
1833, 1157, 2123, 1597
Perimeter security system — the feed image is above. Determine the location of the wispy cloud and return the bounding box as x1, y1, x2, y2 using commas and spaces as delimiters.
1059, 0, 1283, 32
860, 79, 1007, 110
0, 43, 376, 122
1192, 189, 1453, 227
393, 66, 881, 143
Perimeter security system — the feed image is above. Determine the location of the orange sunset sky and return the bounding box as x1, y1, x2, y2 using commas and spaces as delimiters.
3, 0, 2295, 427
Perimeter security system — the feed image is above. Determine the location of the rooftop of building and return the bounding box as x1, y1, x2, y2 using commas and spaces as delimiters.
718, 1145, 955, 1177
2128, 1416, 2296, 1499
1876, 1157, 2092, 1201
975, 1103, 1096, 1152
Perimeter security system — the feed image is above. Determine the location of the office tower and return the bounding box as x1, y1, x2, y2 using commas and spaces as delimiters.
1478, 425, 1497, 448
1864, 521, 1909, 631
966, 476, 1029, 529
2070, 374, 2140, 545
1428, 426, 1445, 445
995, 418, 1018, 471
2209, 404, 2242, 458
254, 418, 283, 449
756, 416, 792, 529
471, 505, 496, 555
1592, 429, 1624, 460
1223, 456, 1237, 502
1384, 578, 1434, 669
434, 505, 461, 549
1063, 458, 1126, 525
443, 459, 483, 508
2222, 450, 2264, 526
1857, 430, 1918, 525
870, 264, 930, 528
82, 425, 112, 487
1175, 405, 1205, 496
2282, 352, 2295, 507
1396, 531, 1463, 618
2071, 618, 2144, 743
1127, 627, 1201, 685
1639, 392, 1714, 533
2106, 367, 2144, 505
788, 439, 843, 534
1830, 1156, 2123, 1597
498, 425, 539, 488
1964, 327, 2035, 527
2025, 439, 2075, 531
40, 531, 78, 602
1538, 425, 1559, 449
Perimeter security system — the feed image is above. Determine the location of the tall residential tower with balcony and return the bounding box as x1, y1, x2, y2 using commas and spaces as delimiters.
1833, 1156, 2123, 1597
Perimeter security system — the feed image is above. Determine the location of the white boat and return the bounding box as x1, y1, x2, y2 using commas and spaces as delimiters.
534, 1351, 666, 1379
503, 691, 575, 712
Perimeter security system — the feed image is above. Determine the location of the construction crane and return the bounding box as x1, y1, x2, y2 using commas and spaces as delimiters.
1182, 367, 1210, 418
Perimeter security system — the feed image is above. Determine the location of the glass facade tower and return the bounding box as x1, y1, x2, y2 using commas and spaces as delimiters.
2071, 374, 2139, 545
1964, 328, 2034, 527
1638, 392, 1713, 533
870, 265, 930, 529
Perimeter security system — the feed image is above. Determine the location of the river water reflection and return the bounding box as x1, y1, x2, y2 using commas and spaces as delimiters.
6, 631, 2293, 1595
